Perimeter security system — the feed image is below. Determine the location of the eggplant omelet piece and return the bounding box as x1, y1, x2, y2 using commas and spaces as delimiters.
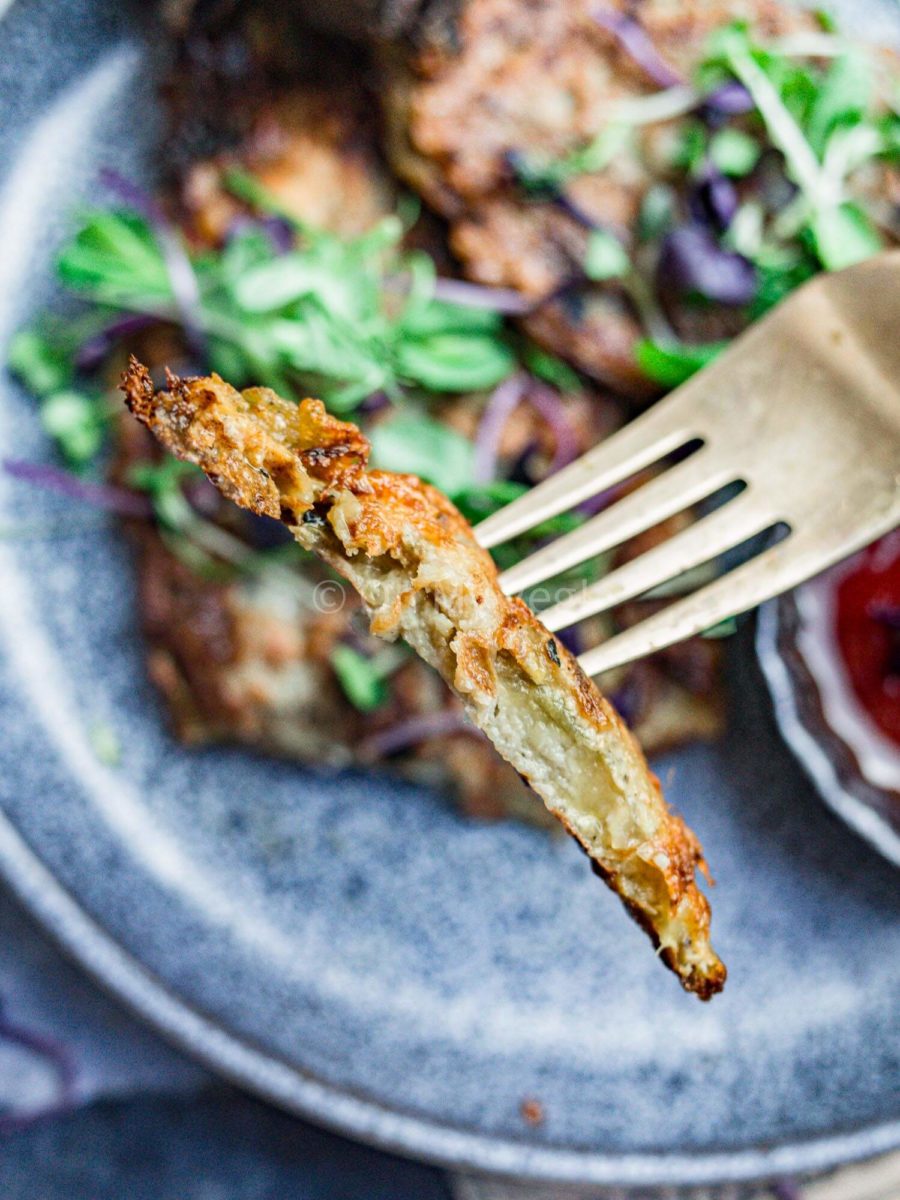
122, 358, 726, 998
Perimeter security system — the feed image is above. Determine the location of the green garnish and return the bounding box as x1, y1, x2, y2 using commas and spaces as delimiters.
369, 415, 475, 498
331, 644, 389, 712
510, 125, 631, 196
8, 329, 111, 468
521, 343, 583, 392
39, 390, 107, 465
127, 458, 200, 531
712, 24, 894, 272
708, 128, 760, 177
634, 339, 726, 388
51, 204, 515, 411
8, 329, 70, 396
584, 230, 630, 281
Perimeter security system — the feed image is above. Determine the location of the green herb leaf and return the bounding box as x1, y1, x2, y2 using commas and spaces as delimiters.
369, 415, 475, 497
127, 458, 201, 530
331, 644, 388, 712
57, 210, 172, 308
8, 330, 71, 396
806, 51, 871, 155
709, 128, 761, 177
394, 333, 515, 393
634, 339, 726, 387
40, 390, 107, 466
637, 184, 676, 242
670, 121, 707, 173
701, 616, 739, 639
584, 230, 630, 281
521, 344, 582, 393
808, 200, 882, 270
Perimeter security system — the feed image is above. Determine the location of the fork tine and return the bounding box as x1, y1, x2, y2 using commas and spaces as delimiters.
475, 396, 697, 549
499, 451, 732, 594
575, 535, 811, 677
538, 492, 774, 631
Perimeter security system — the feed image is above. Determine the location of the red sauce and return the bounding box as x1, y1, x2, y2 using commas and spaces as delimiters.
834, 534, 900, 747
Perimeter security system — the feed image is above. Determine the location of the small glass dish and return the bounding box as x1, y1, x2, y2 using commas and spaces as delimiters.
757, 555, 900, 868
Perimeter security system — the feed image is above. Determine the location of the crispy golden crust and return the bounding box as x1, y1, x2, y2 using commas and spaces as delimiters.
122, 358, 726, 997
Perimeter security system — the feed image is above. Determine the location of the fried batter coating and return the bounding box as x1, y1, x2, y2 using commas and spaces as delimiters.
122, 358, 726, 997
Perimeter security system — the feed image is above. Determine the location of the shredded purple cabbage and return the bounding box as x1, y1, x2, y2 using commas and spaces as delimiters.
260, 214, 296, 254
358, 390, 393, 416
3, 459, 152, 519
555, 626, 584, 657
74, 313, 157, 373
554, 193, 602, 230
183, 472, 225, 519
0, 1002, 78, 1134
224, 212, 295, 255
578, 478, 628, 519
657, 225, 756, 306
432, 277, 532, 316
689, 166, 739, 233
472, 373, 529, 484
100, 168, 208, 362
359, 708, 477, 759
770, 1181, 802, 1200
701, 79, 755, 120
608, 667, 648, 727
593, 8, 683, 89
525, 384, 581, 474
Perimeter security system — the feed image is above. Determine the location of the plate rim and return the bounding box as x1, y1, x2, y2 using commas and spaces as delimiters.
1, 806, 897, 1188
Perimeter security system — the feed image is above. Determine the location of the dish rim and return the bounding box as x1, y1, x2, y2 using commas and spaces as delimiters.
756, 597, 900, 869
1, 803, 897, 1188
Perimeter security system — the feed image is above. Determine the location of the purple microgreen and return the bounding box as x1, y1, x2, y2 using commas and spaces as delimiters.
358, 390, 393, 416
73, 313, 158, 373
701, 79, 755, 120
593, 8, 683, 89
260, 214, 296, 254
689, 165, 740, 232
554, 192, 602, 230
2, 459, 152, 518
657, 224, 756, 305
608, 668, 648, 727
770, 1180, 803, 1200
555, 625, 584, 657
472, 372, 529, 484
358, 708, 477, 759
525, 383, 581, 473
431, 277, 532, 316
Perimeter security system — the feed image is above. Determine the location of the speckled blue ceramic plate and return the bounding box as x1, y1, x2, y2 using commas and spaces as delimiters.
0, 0, 898, 1188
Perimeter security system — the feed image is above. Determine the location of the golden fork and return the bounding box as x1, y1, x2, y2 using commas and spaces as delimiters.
476, 251, 900, 677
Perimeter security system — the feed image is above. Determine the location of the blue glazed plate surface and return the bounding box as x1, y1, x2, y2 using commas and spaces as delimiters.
0, 0, 898, 1187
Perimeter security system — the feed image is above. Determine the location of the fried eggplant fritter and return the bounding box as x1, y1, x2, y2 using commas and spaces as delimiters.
123, 360, 726, 998
382, 0, 811, 394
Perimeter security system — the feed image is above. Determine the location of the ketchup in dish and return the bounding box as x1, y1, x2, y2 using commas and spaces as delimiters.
834, 534, 900, 749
